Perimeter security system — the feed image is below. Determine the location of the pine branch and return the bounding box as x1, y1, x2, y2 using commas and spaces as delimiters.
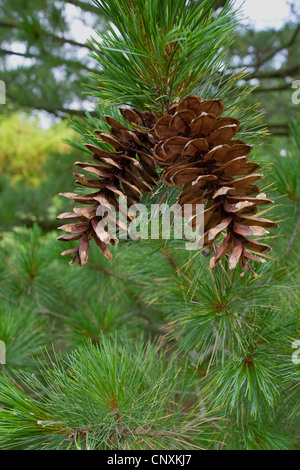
0, 339, 218, 450
88, 0, 237, 113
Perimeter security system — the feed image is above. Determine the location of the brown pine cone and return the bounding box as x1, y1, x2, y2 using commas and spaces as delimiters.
154, 95, 277, 276
57, 109, 159, 266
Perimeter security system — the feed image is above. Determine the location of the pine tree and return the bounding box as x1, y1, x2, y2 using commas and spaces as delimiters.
0, 0, 299, 451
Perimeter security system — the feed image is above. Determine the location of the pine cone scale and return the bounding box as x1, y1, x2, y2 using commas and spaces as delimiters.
57, 109, 158, 266
154, 94, 277, 276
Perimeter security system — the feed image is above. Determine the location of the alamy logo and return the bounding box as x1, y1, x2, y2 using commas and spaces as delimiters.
0, 80, 5, 105
0, 341, 6, 364
95, 199, 205, 250
292, 340, 300, 365
292, 80, 300, 105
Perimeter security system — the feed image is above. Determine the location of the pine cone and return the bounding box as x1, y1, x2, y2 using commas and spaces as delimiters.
154, 95, 277, 276
57, 109, 158, 266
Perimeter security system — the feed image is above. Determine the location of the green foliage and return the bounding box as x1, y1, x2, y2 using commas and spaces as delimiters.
229, 18, 300, 135
215, 420, 292, 450
0, 302, 46, 376
0, 216, 299, 449
165, 261, 293, 360
81, 0, 267, 146
270, 117, 300, 205
0, 113, 73, 185
0, 338, 217, 450
208, 350, 281, 417
89, 0, 237, 113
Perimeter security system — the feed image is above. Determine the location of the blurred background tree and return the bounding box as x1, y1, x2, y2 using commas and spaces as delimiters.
0, 0, 103, 116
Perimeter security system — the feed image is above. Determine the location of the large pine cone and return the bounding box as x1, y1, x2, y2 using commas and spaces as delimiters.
154, 95, 277, 276
57, 109, 158, 266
